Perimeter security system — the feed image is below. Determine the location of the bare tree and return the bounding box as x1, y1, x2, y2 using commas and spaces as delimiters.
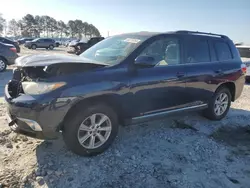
8, 19, 19, 36
0, 13, 6, 35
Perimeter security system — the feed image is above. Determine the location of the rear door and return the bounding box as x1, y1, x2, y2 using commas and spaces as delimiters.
184, 36, 221, 104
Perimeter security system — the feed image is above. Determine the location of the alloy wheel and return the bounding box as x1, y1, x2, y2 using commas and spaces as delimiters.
0, 60, 6, 71
77, 113, 112, 149
214, 92, 229, 116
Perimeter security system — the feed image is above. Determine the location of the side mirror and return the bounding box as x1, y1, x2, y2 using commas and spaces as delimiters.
134, 55, 156, 68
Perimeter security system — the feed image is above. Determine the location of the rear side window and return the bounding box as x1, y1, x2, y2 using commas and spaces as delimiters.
186, 40, 210, 63
214, 41, 232, 61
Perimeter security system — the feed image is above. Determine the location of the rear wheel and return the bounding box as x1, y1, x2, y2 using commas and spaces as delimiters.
0, 58, 7, 72
203, 87, 231, 120
31, 44, 36, 50
49, 45, 54, 50
63, 104, 119, 156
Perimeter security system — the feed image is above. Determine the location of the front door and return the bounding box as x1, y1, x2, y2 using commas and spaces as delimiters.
129, 36, 189, 117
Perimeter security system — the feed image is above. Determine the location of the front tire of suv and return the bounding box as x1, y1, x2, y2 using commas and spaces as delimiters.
203, 87, 231, 120
31, 44, 36, 50
63, 104, 119, 156
49, 45, 54, 50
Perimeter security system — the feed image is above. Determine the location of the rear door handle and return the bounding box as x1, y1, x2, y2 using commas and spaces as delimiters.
176, 72, 185, 78
215, 69, 222, 73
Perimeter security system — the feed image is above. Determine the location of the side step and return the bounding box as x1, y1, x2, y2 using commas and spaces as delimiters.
129, 104, 208, 124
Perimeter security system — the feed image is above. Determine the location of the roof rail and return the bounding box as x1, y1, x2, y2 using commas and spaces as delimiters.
175, 30, 229, 39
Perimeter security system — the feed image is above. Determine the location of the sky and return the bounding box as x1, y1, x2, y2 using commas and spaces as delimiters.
0, 0, 249, 44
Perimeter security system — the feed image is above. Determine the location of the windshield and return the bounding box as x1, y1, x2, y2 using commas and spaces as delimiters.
80, 35, 148, 65
237, 47, 250, 58
32, 38, 39, 42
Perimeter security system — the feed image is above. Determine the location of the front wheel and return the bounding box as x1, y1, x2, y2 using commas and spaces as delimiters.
203, 87, 231, 120
31, 44, 36, 50
63, 104, 119, 156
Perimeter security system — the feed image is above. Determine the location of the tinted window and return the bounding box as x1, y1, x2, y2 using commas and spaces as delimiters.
214, 41, 232, 61
237, 47, 250, 58
138, 38, 180, 66
44, 39, 53, 42
186, 40, 210, 63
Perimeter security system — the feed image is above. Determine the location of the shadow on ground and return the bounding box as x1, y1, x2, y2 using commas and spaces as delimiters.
32, 107, 250, 188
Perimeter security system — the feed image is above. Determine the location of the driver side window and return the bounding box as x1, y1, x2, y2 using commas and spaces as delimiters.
139, 38, 180, 66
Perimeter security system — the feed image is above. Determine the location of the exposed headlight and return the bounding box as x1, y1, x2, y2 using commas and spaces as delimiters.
22, 82, 66, 95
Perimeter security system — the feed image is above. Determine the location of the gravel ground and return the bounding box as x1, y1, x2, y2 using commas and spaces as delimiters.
0, 47, 250, 188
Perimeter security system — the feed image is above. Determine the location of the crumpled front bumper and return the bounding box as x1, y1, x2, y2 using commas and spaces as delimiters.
4, 84, 62, 140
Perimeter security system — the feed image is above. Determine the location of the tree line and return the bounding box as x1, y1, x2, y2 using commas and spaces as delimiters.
0, 13, 101, 39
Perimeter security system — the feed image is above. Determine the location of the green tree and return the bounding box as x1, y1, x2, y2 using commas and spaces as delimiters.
68, 20, 77, 38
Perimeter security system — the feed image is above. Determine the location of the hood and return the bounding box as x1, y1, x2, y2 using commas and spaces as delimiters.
15, 54, 109, 67
95, 48, 124, 57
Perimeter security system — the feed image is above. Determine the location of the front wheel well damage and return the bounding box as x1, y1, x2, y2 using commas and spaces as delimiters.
216, 82, 236, 101
59, 95, 124, 131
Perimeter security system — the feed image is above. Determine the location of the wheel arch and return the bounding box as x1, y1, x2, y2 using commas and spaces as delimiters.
59, 94, 124, 131
0, 56, 8, 63
216, 82, 236, 101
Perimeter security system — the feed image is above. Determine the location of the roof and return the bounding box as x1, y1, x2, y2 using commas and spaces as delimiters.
116, 30, 229, 39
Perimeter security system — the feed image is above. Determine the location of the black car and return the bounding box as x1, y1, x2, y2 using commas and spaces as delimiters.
0, 37, 20, 53
68, 37, 104, 55
0, 42, 18, 71
24, 38, 56, 50
17, 38, 34, 45
5, 31, 246, 156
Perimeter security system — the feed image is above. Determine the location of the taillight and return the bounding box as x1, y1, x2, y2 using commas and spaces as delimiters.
10, 47, 17, 53
241, 64, 247, 74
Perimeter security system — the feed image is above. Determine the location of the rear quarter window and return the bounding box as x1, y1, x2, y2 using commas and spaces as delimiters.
186, 39, 210, 63
214, 41, 233, 61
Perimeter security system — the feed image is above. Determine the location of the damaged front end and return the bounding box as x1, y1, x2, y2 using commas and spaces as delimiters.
8, 62, 106, 98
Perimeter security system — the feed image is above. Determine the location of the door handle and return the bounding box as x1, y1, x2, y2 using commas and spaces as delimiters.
214, 69, 222, 73
176, 72, 185, 78
214, 69, 224, 75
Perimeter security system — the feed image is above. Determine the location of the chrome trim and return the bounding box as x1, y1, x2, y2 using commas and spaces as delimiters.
132, 104, 208, 122
17, 117, 42, 131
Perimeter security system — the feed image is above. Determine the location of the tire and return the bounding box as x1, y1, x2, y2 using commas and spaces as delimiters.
0, 57, 7, 72
246, 77, 250, 83
49, 45, 54, 50
63, 103, 119, 156
31, 44, 36, 50
203, 87, 231, 120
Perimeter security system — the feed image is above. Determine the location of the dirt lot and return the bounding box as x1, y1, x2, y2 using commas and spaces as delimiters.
0, 46, 250, 188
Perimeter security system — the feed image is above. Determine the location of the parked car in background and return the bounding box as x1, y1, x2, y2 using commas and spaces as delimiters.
67, 37, 104, 55
17, 38, 34, 45
237, 45, 250, 82
0, 42, 18, 72
0, 37, 20, 53
24, 38, 56, 50
5, 31, 246, 156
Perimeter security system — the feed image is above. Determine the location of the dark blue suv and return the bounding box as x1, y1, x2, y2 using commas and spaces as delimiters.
5, 31, 246, 156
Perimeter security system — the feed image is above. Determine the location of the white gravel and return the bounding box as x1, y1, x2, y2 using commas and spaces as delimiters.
0, 47, 250, 188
